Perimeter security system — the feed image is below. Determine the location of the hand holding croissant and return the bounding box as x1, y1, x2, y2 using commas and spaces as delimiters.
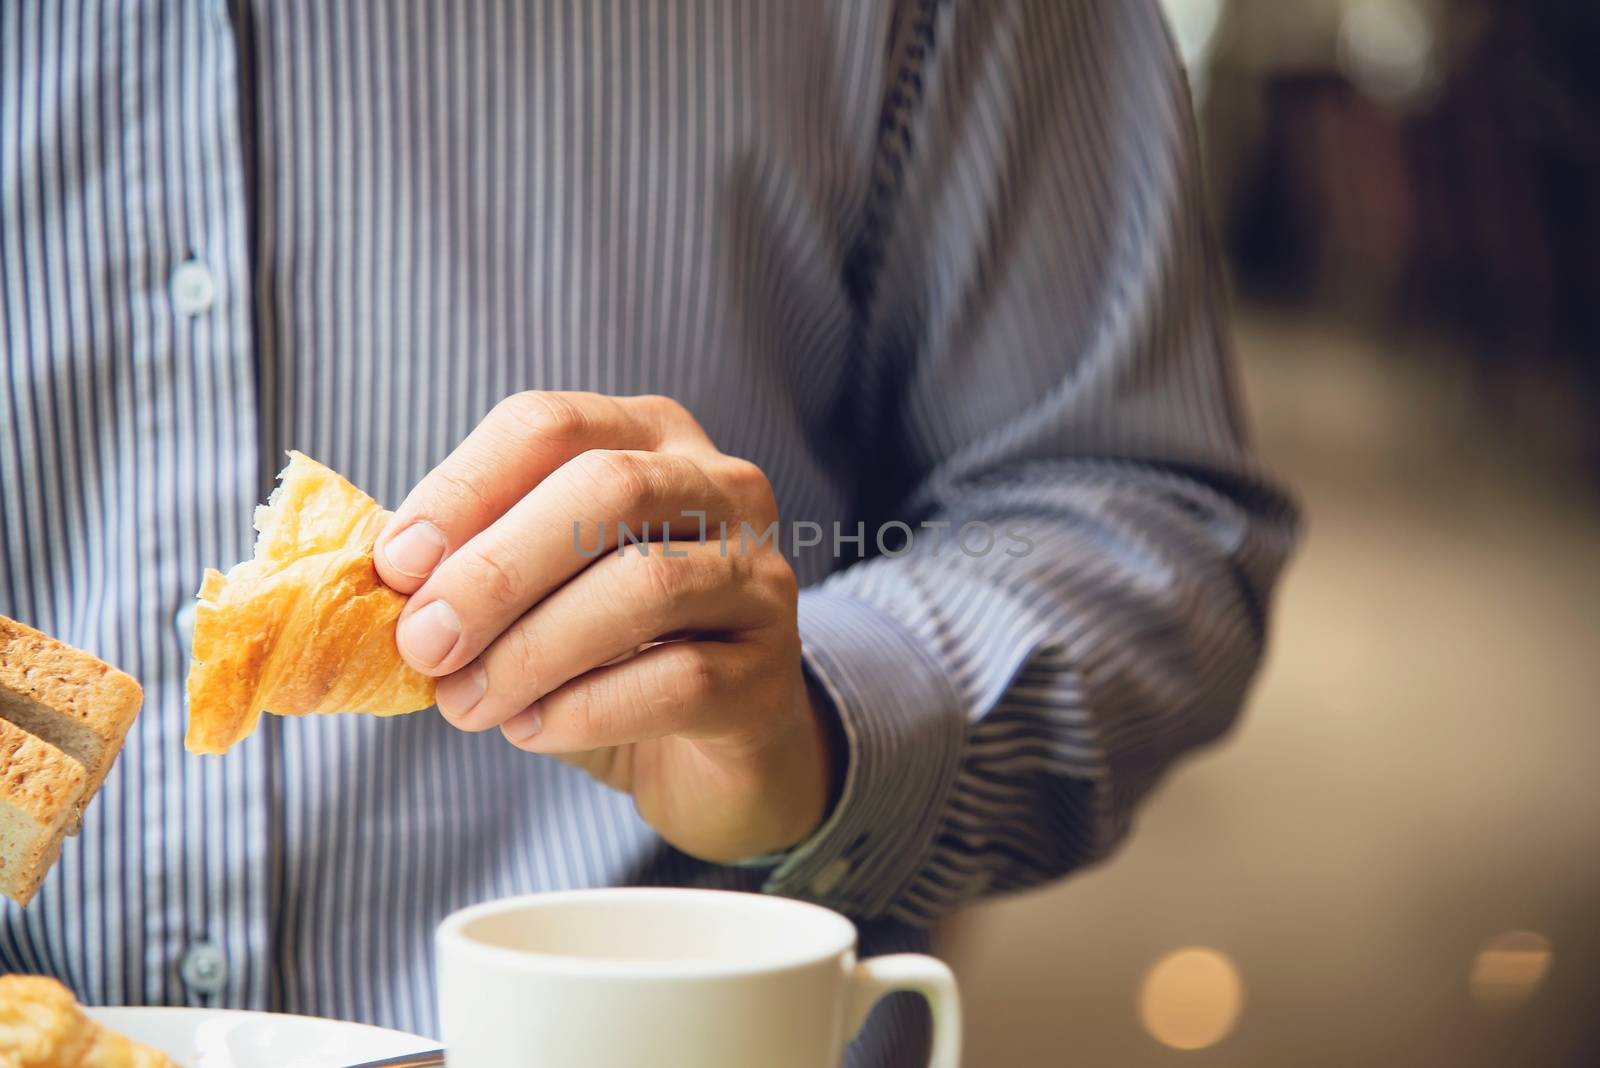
187, 393, 841, 865
374, 392, 840, 863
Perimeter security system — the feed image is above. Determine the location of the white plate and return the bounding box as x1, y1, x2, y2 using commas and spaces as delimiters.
85, 1006, 438, 1067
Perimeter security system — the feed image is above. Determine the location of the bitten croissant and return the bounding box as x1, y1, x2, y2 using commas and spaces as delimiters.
185, 452, 436, 754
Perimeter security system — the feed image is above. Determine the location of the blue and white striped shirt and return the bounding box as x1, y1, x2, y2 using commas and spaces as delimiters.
1, 0, 1295, 1061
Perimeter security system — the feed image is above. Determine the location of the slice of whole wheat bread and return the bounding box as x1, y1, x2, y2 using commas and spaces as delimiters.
0, 717, 88, 906
0, 615, 143, 837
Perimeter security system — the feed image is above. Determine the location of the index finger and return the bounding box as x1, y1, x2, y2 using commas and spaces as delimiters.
374, 391, 663, 593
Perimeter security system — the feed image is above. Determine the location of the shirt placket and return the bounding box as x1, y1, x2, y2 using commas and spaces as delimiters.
116, 0, 271, 1011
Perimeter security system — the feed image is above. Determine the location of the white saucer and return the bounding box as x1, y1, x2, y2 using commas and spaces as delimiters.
85, 1006, 438, 1067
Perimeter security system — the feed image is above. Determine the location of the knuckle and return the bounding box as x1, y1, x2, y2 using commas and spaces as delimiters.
720, 547, 795, 626
623, 666, 665, 724
722, 544, 757, 590
761, 553, 800, 604
578, 449, 658, 512
721, 455, 767, 493
633, 393, 690, 425
694, 549, 738, 596
558, 676, 602, 736
574, 673, 625, 740
503, 623, 546, 698
428, 466, 498, 523
720, 456, 776, 516
662, 644, 717, 707
454, 546, 525, 608
628, 546, 732, 610
498, 390, 591, 448
736, 551, 797, 619
699, 547, 745, 600
639, 549, 683, 603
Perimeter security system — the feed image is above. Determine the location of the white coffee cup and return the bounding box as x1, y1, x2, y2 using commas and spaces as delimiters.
436, 887, 960, 1067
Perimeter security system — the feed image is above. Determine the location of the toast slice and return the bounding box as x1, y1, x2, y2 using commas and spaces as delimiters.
0, 615, 143, 834
0, 718, 87, 906
0, 615, 143, 904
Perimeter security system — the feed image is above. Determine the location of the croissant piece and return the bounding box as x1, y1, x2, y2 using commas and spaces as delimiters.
184, 452, 436, 755
0, 974, 177, 1066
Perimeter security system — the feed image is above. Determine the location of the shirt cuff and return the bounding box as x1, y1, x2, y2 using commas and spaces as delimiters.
760, 587, 967, 918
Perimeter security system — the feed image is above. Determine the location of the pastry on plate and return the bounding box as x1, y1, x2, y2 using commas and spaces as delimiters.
0, 616, 143, 906
0, 974, 176, 1067
185, 451, 435, 755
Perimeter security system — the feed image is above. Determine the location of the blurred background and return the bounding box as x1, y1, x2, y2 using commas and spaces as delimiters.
939, 0, 1600, 1064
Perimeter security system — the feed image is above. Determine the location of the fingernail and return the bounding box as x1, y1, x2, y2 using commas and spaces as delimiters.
435, 660, 487, 720
503, 704, 543, 744
397, 599, 462, 669
383, 521, 446, 578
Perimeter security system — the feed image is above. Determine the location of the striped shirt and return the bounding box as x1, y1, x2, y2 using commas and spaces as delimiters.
0, 0, 1296, 1062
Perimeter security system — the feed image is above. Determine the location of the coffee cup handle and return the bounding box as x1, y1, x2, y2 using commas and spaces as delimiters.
847, 954, 962, 1067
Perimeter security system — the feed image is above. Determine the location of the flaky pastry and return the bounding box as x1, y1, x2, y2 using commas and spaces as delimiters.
184, 452, 436, 755
0, 974, 175, 1068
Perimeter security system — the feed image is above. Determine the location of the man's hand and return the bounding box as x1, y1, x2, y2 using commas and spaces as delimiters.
374, 391, 837, 863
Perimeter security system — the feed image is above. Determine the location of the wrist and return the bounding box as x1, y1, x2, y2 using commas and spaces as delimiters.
751, 669, 846, 856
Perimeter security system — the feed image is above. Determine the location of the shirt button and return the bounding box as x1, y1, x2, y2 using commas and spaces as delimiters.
170, 260, 216, 316
809, 857, 851, 896
179, 942, 228, 995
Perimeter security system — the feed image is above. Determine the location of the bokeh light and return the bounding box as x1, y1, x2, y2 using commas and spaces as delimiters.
1338, 0, 1436, 105
1138, 946, 1245, 1050
1470, 931, 1553, 1014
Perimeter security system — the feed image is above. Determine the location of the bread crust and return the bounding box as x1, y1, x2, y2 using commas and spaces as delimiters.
185, 451, 436, 755
0, 719, 88, 906
0, 616, 143, 823
0, 616, 140, 902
